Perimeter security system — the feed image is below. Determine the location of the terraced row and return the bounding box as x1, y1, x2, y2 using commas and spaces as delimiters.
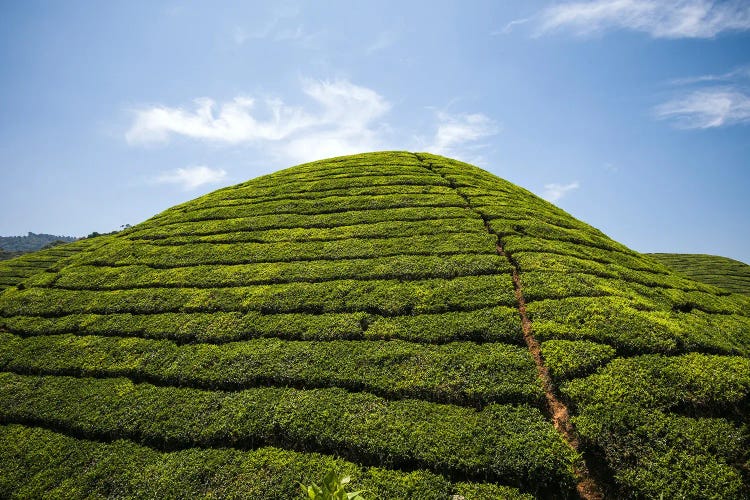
0, 306, 524, 345
72, 232, 498, 268
0, 275, 516, 317
29, 254, 510, 290
0, 332, 543, 407
176, 183, 457, 214
127, 216, 482, 244
0, 424, 533, 499
649, 252, 750, 295
126, 206, 479, 240
0, 373, 577, 492
152, 191, 467, 226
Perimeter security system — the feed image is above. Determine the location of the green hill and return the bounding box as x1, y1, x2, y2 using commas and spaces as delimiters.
0, 152, 748, 499
649, 253, 750, 296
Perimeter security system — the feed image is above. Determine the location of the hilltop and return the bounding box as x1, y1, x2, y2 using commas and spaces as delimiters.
0, 152, 747, 499
649, 253, 750, 296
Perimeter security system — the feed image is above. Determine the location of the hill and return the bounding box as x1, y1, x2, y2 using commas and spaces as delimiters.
0, 232, 77, 255
649, 253, 750, 296
0, 152, 748, 499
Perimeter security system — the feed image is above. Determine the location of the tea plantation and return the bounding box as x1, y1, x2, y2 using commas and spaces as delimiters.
649, 253, 750, 296
0, 152, 748, 499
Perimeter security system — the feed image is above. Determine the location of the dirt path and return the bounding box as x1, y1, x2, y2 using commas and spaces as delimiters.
413, 154, 605, 500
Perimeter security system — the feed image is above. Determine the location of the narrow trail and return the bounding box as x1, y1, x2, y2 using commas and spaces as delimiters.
413, 154, 605, 500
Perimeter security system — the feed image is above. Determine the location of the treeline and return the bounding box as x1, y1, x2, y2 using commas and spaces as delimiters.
0, 233, 77, 254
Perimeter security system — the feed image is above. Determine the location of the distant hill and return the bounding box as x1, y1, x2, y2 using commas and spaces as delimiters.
649, 253, 750, 295
0, 152, 748, 499
0, 232, 77, 255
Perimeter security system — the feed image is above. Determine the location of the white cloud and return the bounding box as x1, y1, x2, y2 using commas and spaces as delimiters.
655, 65, 750, 129
153, 166, 227, 190
126, 96, 315, 145
535, 0, 750, 38
127, 79, 393, 163
425, 112, 499, 159
127, 80, 499, 164
654, 88, 750, 128
542, 181, 580, 202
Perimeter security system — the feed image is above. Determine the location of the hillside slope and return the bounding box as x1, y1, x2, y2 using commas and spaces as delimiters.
0, 152, 748, 499
649, 253, 750, 295
0, 237, 110, 292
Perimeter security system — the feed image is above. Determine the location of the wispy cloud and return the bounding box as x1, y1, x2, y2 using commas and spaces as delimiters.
655, 88, 750, 128
532, 0, 750, 38
542, 181, 580, 202
493, 18, 531, 36
667, 65, 750, 86
126, 79, 392, 163
126, 96, 314, 145
655, 65, 750, 129
127, 80, 499, 164
153, 166, 227, 190
126, 79, 389, 151
425, 112, 499, 160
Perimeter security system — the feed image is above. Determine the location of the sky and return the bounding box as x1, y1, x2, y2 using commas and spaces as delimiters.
1, 0, 749, 263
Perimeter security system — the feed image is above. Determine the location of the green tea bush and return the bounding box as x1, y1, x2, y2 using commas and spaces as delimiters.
75, 232, 498, 268
127, 206, 478, 240
51, 254, 511, 290
133, 216, 483, 245
0, 306, 524, 345
0, 373, 578, 490
1, 424, 530, 499
0, 274, 516, 317
0, 333, 543, 407
540, 340, 616, 380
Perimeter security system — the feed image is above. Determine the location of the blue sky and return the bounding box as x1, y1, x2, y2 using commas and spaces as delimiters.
1, 0, 749, 262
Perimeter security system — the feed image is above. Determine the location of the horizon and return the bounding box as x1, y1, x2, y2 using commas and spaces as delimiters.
1, 1, 749, 263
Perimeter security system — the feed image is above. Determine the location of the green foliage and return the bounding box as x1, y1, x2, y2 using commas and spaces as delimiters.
133, 216, 483, 245
0, 274, 516, 317
540, 340, 616, 380
649, 252, 750, 295
300, 470, 365, 500
527, 296, 750, 356
563, 353, 750, 411
1, 424, 530, 499
562, 353, 750, 498
0, 373, 578, 490
52, 254, 510, 290
127, 205, 477, 240
75, 232, 497, 268
0, 332, 544, 407
0, 237, 104, 291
